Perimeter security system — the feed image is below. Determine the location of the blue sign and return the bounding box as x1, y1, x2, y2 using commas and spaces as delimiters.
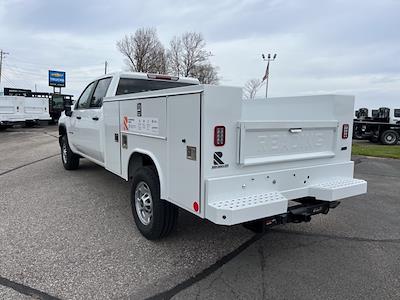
49, 70, 66, 87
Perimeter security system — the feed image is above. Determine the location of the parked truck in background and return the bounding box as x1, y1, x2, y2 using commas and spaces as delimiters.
0, 89, 74, 129
353, 107, 400, 144
58, 72, 367, 240
0, 93, 51, 130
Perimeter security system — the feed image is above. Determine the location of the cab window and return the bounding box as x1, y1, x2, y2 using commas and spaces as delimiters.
76, 82, 96, 109
394, 109, 400, 118
116, 78, 195, 95
90, 77, 112, 108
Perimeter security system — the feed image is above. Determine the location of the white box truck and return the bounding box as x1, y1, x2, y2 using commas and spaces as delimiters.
59, 72, 367, 239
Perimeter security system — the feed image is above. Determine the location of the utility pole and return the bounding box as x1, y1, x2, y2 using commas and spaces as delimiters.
0, 49, 10, 85
261, 53, 277, 99
104, 60, 108, 74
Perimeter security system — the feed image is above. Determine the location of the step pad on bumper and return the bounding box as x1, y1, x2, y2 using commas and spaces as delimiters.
207, 192, 288, 225
309, 177, 367, 201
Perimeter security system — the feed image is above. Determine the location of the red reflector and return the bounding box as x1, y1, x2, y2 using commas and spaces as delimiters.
193, 201, 199, 212
342, 124, 349, 139
214, 126, 226, 146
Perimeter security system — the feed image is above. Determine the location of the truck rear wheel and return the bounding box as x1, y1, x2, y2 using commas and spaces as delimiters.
369, 135, 379, 143
61, 135, 80, 170
353, 130, 364, 140
131, 166, 178, 240
380, 130, 399, 145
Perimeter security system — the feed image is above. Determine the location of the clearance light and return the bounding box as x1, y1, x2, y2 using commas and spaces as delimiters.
147, 74, 179, 81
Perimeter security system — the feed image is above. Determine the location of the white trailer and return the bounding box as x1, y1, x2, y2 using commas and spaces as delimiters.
59, 72, 367, 239
0, 95, 50, 129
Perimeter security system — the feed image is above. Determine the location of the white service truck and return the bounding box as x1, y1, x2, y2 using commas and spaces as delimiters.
0, 95, 51, 129
59, 72, 367, 239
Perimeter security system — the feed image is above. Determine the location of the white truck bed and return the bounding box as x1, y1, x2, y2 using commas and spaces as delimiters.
0, 96, 50, 126
102, 85, 366, 226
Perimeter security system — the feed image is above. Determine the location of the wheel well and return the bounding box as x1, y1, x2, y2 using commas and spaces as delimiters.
128, 152, 159, 181
59, 125, 66, 136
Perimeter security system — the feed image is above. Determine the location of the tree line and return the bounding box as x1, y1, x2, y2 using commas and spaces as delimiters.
116, 28, 219, 84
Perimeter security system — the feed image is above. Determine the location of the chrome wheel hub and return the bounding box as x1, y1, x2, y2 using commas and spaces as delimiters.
135, 182, 153, 225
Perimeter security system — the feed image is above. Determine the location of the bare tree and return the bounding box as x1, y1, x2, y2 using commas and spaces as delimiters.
167, 36, 183, 76
116, 28, 166, 73
243, 79, 264, 99
191, 63, 219, 84
167, 32, 218, 83
181, 32, 211, 77
117, 29, 219, 83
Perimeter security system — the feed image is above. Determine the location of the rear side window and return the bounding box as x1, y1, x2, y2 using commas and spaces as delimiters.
116, 78, 195, 96
90, 77, 112, 108
394, 109, 400, 118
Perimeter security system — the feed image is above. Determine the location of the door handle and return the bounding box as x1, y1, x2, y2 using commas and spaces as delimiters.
76, 116, 82, 120
92, 117, 99, 121
289, 128, 302, 133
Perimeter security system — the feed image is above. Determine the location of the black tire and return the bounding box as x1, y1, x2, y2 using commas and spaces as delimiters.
60, 135, 80, 170
24, 120, 36, 128
131, 166, 178, 240
353, 130, 364, 140
369, 135, 379, 143
380, 130, 399, 145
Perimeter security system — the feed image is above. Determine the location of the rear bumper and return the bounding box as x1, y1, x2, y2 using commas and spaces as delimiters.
205, 162, 367, 225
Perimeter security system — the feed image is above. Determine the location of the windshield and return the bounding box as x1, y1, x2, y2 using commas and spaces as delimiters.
52, 95, 64, 109
116, 78, 196, 96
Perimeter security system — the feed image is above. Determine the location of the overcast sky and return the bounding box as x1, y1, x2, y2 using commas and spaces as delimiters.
0, 0, 399, 108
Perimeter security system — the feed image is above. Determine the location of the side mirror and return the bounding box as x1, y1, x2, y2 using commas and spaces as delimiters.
65, 105, 73, 117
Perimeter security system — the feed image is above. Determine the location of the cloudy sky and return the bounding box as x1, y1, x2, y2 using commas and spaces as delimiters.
0, 0, 399, 108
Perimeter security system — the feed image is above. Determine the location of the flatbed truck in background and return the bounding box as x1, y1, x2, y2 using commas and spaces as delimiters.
353, 107, 400, 144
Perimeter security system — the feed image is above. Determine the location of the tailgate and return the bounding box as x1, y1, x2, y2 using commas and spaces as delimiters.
238, 120, 338, 166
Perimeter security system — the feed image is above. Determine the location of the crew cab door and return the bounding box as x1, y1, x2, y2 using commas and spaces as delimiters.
70, 81, 96, 153
70, 78, 111, 163
83, 77, 112, 163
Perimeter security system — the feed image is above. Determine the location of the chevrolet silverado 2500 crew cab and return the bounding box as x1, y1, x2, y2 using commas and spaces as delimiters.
59, 72, 367, 240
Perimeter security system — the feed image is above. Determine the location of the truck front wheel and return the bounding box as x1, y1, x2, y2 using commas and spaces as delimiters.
61, 135, 80, 170
131, 166, 178, 240
380, 130, 399, 145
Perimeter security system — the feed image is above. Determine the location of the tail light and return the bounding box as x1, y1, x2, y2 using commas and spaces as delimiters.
214, 126, 226, 146
342, 124, 349, 139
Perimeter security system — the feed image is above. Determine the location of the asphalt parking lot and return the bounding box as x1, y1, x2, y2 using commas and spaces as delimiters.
1, 125, 399, 300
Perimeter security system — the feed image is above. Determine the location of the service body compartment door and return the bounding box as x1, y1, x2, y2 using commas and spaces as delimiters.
103, 101, 121, 175
167, 93, 201, 212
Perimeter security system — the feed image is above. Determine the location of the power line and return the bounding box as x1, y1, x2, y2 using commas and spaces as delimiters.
2, 73, 18, 86
2, 74, 17, 88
